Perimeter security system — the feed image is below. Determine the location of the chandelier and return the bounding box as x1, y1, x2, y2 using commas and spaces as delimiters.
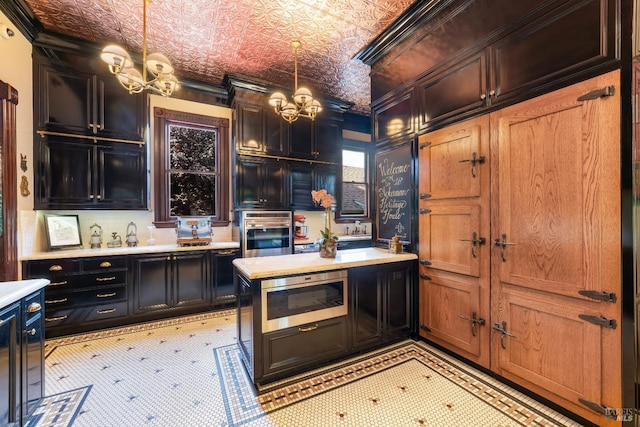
100, 0, 178, 96
269, 40, 322, 123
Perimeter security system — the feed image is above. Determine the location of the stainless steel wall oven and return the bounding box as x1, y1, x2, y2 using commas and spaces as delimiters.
239, 210, 293, 258
261, 270, 348, 333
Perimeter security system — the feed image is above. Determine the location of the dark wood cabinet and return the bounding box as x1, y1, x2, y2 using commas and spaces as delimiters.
35, 60, 145, 141
369, 0, 620, 134
289, 117, 342, 162
23, 257, 128, 338
261, 316, 349, 380
212, 249, 239, 306
289, 163, 338, 210
235, 102, 287, 156
0, 289, 44, 426
235, 155, 287, 209
132, 251, 210, 314
34, 136, 147, 210
0, 302, 20, 426
350, 263, 413, 351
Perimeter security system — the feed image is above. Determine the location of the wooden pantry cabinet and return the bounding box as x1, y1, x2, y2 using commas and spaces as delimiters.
418, 70, 622, 426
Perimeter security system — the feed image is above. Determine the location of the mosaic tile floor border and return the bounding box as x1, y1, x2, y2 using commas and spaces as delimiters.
214, 341, 583, 427
25, 386, 91, 427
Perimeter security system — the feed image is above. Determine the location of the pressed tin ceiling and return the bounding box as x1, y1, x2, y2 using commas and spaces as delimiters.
20, 0, 415, 114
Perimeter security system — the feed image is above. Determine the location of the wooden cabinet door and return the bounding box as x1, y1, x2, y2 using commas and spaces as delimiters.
418, 116, 490, 368
37, 63, 92, 135
97, 75, 145, 141
0, 303, 20, 425
173, 252, 209, 308
132, 254, 171, 313
36, 137, 93, 208
490, 70, 621, 425
97, 142, 147, 209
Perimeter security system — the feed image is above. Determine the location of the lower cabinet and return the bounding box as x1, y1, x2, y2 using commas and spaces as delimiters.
22, 256, 128, 338
212, 249, 239, 306
0, 289, 44, 426
22, 248, 239, 337
350, 263, 413, 352
131, 251, 210, 314
262, 316, 349, 379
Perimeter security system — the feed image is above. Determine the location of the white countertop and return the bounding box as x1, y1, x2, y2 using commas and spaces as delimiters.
20, 242, 240, 261
233, 247, 417, 279
0, 279, 49, 308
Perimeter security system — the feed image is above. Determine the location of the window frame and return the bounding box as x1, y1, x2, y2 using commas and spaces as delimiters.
335, 140, 370, 223
153, 107, 230, 228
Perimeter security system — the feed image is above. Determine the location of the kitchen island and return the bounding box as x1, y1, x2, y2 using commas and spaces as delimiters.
233, 247, 417, 386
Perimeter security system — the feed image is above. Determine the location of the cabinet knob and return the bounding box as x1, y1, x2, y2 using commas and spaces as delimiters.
25, 328, 37, 336
27, 302, 42, 313
96, 195, 102, 200
480, 93, 487, 100
489, 90, 496, 97
89, 194, 94, 199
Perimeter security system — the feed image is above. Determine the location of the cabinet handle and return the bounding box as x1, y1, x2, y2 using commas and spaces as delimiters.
96, 195, 102, 200
49, 265, 63, 272
25, 328, 36, 336
97, 292, 116, 298
480, 93, 486, 100
97, 308, 116, 315
45, 315, 68, 322
167, 256, 171, 261
49, 280, 68, 286
96, 276, 116, 282
298, 324, 319, 332
45, 298, 67, 304
489, 89, 496, 97
100, 261, 112, 268
217, 250, 236, 255
27, 302, 42, 312
494, 233, 516, 262
89, 194, 95, 199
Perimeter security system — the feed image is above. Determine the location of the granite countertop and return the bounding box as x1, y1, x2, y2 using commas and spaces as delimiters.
0, 279, 49, 308
233, 247, 417, 279
20, 241, 240, 261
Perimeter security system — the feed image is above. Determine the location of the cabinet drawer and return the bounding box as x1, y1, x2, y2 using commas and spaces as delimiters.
262, 316, 348, 376
27, 259, 80, 277
82, 271, 127, 287
83, 257, 127, 270
44, 301, 128, 327
45, 285, 127, 308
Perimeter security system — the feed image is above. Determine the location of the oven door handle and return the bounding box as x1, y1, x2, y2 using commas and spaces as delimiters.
247, 223, 290, 228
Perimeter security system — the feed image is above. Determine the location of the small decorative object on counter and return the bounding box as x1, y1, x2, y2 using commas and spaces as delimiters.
126, 222, 138, 247
176, 217, 212, 246
312, 189, 338, 258
389, 234, 403, 254
147, 225, 156, 245
107, 232, 122, 248
89, 223, 103, 249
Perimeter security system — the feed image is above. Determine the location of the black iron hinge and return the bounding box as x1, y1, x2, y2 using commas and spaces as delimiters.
578, 314, 617, 329
419, 273, 431, 281
419, 258, 431, 266
419, 193, 431, 200
419, 141, 431, 149
578, 398, 618, 420
577, 85, 615, 101
578, 290, 616, 303
419, 208, 431, 214
419, 323, 431, 332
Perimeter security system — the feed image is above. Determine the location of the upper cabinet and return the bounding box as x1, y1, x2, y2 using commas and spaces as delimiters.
234, 96, 343, 163
365, 0, 620, 137
35, 58, 146, 141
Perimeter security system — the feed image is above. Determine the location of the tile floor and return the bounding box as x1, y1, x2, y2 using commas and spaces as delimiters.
29, 310, 586, 427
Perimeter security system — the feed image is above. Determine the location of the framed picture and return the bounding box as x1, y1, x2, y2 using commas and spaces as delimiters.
44, 214, 83, 250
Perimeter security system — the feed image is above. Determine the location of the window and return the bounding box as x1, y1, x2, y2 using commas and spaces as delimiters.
337, 143, 369, 220
153, 108, 230, 227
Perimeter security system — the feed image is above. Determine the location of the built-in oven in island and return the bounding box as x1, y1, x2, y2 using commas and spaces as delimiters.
261, 270, 347, 333
238, 210, 293, 258
237, 269, 349, 385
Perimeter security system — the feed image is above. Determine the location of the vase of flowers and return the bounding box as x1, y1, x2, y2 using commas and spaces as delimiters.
311, 189, 338, 258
